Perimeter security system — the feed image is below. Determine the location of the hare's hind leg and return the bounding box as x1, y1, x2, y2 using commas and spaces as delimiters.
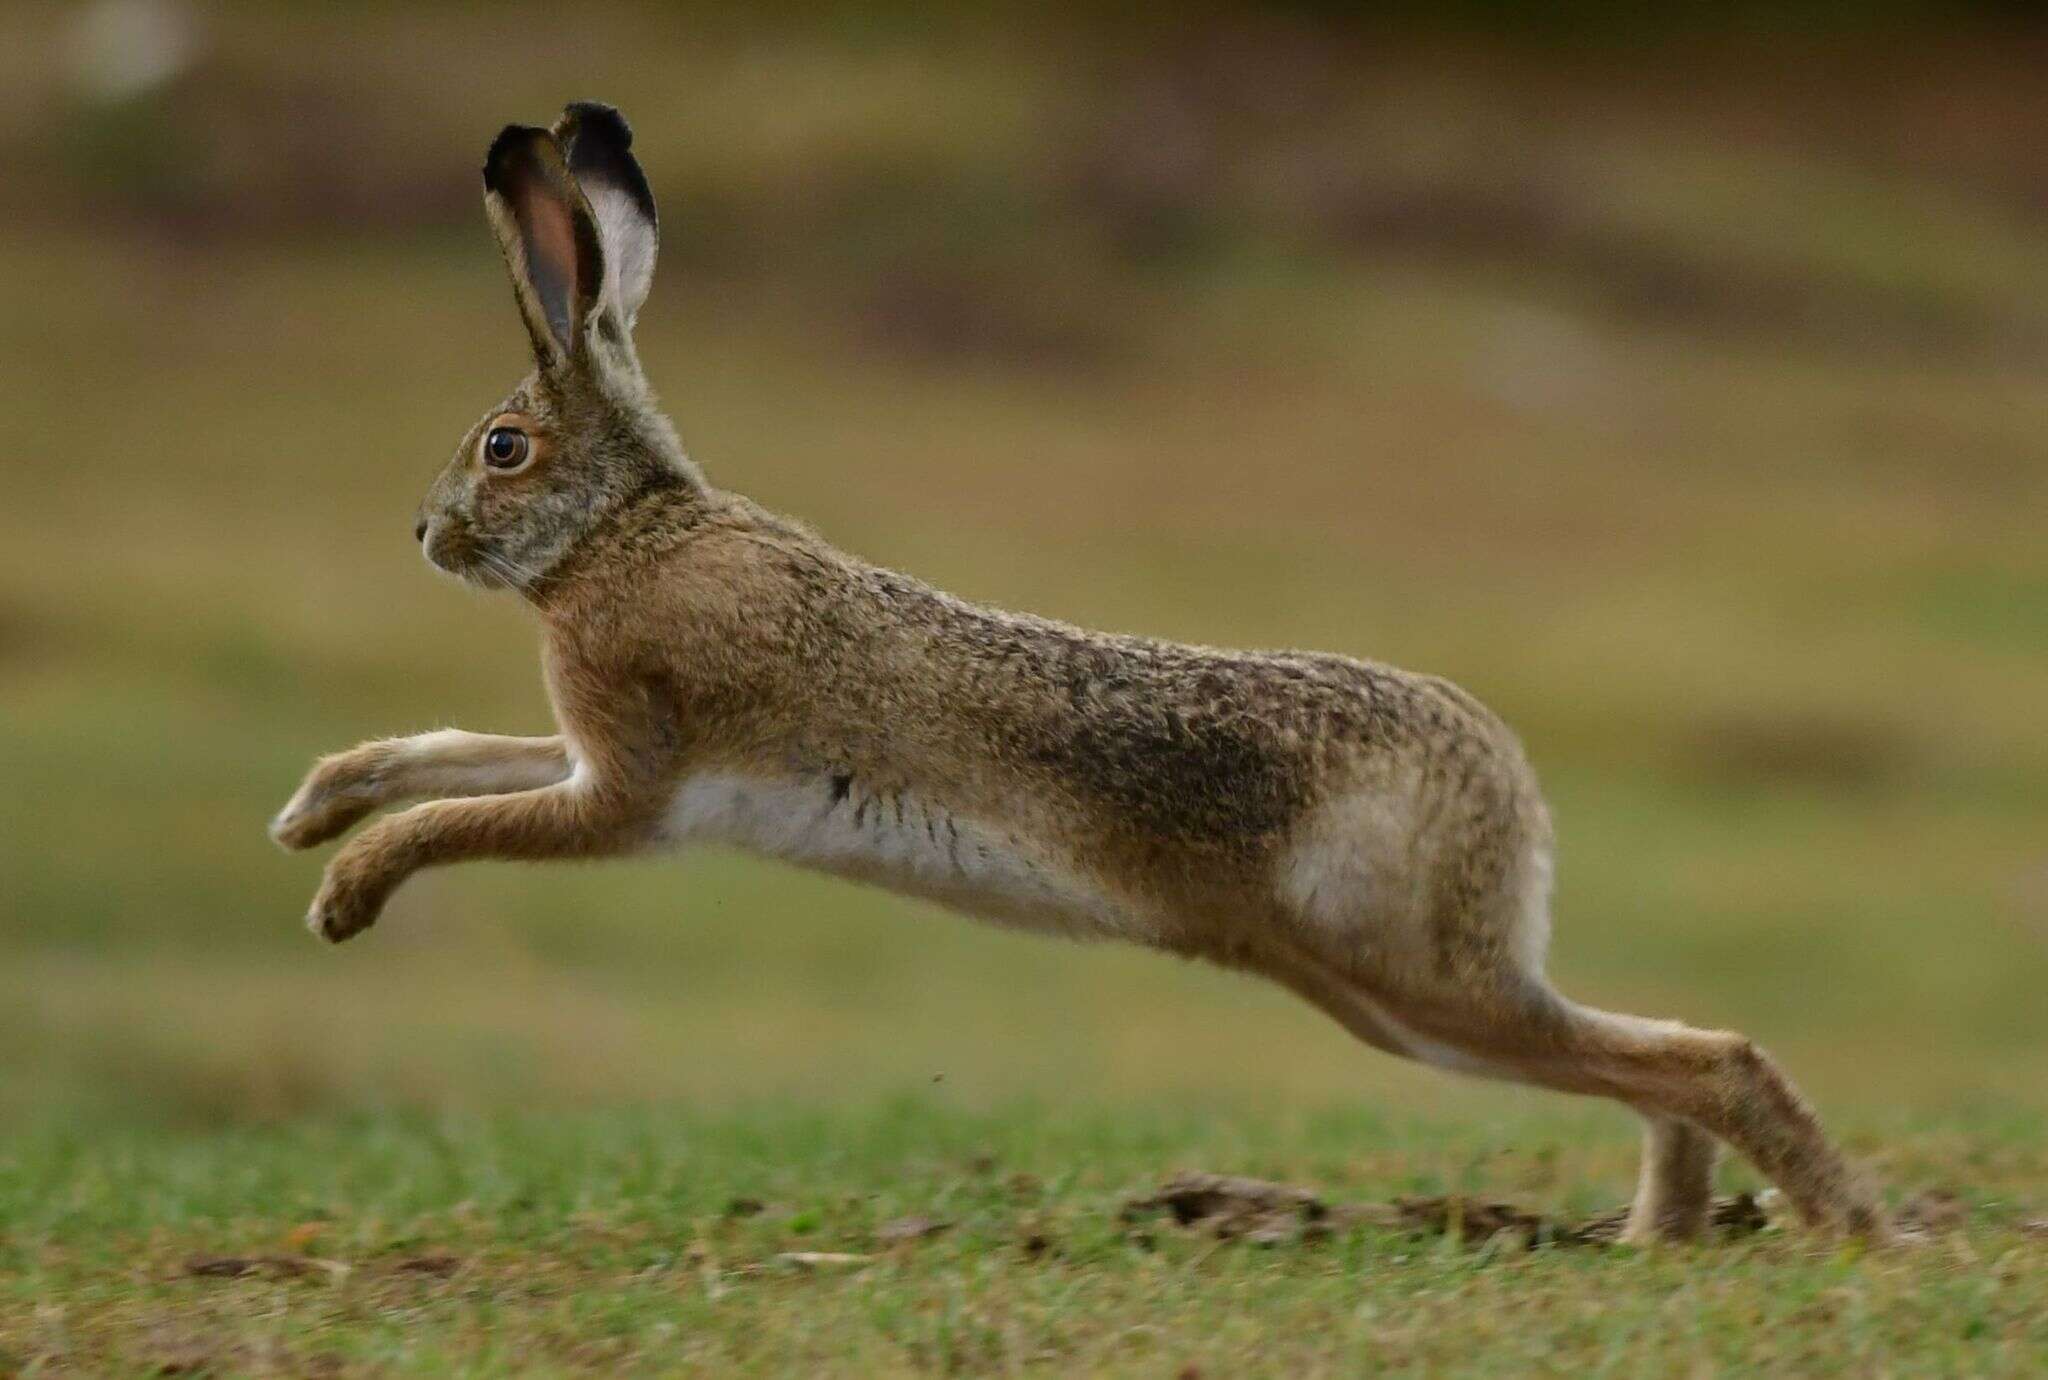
1526, 1000, 1893, 1240
1278, 760, 1886, 1239
1624, 1115, 1718, 1242
1379, 979, 1890, 1240
1267, 951, 1719, 1241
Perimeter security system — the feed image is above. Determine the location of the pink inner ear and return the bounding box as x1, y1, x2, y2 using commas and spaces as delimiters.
527, 191, 575, 279
517, 181, 581, 346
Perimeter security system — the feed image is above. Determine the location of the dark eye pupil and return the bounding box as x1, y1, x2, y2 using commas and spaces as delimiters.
486, 427, 524, 465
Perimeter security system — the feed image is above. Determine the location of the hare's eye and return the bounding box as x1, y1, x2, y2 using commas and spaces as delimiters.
482, 426, 530, 471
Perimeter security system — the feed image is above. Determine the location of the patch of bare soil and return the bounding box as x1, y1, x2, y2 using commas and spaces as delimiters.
1123, 1171, 1783, 1248
181, 1254, 348, 1281
874, 1214, 952, 1247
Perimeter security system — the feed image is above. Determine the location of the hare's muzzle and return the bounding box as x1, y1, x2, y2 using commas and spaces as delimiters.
417, 515, 464, 575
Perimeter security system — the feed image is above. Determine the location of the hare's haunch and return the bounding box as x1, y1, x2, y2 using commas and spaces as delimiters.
273, 103, 1894, 1245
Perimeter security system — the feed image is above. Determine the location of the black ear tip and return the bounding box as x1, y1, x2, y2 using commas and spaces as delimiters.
561, 101, 633, 149
553, 102, 655, 227
483, 123, 551, 188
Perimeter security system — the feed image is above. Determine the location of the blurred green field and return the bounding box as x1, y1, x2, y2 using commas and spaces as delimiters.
2, 2, 2047, 1371
5, 2, 2046, 1124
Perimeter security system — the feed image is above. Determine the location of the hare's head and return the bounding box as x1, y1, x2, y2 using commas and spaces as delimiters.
418, 103, 698, 592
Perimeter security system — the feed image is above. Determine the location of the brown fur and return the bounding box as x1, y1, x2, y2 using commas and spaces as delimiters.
273, 104, 1896, 1245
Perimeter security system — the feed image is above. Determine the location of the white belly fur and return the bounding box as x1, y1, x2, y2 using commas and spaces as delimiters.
658, 771, 1133, 940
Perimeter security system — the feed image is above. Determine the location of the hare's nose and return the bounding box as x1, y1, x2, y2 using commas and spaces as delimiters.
414, 516, 430, 544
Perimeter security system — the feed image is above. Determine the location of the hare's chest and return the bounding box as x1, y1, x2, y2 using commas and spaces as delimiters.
657, 771, 1128, 939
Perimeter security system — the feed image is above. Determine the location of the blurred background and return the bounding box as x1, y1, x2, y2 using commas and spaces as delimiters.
2, 0, 2045, 1131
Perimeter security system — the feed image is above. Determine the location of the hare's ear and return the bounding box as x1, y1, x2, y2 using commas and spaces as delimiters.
483, 124, 604, 370
552, 102, 658, 330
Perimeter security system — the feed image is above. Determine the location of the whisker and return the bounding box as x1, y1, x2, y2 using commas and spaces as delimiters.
477, 550, 525, 590
477, 547, 561, 598
494, 551, 555, 589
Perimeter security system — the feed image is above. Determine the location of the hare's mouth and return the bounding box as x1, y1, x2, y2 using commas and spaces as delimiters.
423, 524, 540, 593
420, 519, 492, 585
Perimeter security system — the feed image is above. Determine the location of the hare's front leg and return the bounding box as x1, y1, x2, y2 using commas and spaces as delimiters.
306, 779, 639, 942
272, 731, 571, 850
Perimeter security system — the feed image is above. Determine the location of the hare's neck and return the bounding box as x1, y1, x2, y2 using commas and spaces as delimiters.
537, 480, 717, 610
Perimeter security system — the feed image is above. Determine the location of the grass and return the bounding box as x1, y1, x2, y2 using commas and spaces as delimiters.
6, 1103, 2047, 1377
4, 3, 2048, 1372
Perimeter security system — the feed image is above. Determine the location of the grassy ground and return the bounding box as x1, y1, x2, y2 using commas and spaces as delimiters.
3, 3, 2048, 1373
7, 1104, 2048, 1377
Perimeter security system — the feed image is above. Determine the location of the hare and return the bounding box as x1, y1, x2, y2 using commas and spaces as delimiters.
273, 103, 1894, 1245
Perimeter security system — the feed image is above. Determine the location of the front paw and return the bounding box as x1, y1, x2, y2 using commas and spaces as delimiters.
305, 862, 395, 944
271, 750, 390, 850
